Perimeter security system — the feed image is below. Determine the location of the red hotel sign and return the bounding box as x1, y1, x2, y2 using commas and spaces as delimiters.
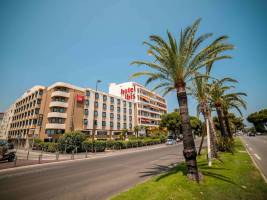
121, 86, 136, 100
76, 94, 85, 103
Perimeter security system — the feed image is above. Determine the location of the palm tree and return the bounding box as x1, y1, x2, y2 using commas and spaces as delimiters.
130, 19, 233, 181
134, 125, 141, 137
190, 73, 217, 163
221, 92, 247, 137
208, 78, 238, 137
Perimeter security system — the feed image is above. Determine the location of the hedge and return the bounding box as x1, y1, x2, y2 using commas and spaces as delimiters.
38, 138, 165, 153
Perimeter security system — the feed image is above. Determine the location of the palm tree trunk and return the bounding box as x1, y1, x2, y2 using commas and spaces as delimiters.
207, 110, 218, 158
198, 124, 206, 155
176, 84, 199, 181
215, 106, 228, 137
223, 109, 232, 138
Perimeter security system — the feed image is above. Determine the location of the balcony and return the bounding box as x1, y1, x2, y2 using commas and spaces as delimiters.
51, 91, 70, 98
45, 123, 65, 129
49, 101, 68, 108
47, 112, 67, 118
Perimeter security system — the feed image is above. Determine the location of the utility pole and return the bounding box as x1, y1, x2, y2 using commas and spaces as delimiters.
95, 80, 102, 91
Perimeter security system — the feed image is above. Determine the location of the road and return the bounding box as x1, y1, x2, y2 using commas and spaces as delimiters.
0, 140, 202, 200
240, 135, 267, 181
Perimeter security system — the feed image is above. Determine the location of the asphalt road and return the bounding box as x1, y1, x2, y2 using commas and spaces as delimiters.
241, 135, 267, 181
0, 140, 202, 200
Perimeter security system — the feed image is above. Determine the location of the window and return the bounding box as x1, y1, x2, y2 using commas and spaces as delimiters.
129, 123, 132, 129
102, 121, 106, 126
103, 103, 107, 110
123, 115, 126, 121
123, 101, 126, 107
129, 109, 132, 114
49, 118, 64, 124
39, 90, 43, 95
117, 114, 120, 120
117, 99, 121, 105
110, 113, 114, 119
117, 122, 120, 129
94, 111, 98, 117
37, 99, 41, 104
95, 93, 99, 99
123, 108, 126, 114
103, 95, 107, 102
123, 123, 127, 129
117, 107, 120, 112
110, 97, 114, 103
102, 112, 106, 118
129, 116, 132, 121
85, 99, 89, 106
51, 107, 66, 113
35, 108, 39, 114
110, 121, 114, 127
94, 120, 98, 126
94, 101, 98, 108
84, 119, 88, 125
110, 105, 114, 111
84, 109, 89, 115
86, 90, 90, 97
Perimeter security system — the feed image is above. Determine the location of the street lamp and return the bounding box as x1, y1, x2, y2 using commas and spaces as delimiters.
95, 80, 102, 91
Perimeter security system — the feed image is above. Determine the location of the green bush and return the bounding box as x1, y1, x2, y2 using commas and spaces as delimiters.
94, 141, 106, 152
58, 131, 86, 153
82, 140, 106, 152
217, 136, 234, 153
47, 143, 59, 153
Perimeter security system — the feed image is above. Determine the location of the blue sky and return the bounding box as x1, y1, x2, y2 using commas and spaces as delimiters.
0, 0, 267, 124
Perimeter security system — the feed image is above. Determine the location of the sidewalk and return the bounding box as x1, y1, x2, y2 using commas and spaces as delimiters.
0, 143, 169, 170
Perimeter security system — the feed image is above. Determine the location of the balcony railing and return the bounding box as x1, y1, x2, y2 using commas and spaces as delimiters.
51, 91, 70, 98
47, 112, 67, 118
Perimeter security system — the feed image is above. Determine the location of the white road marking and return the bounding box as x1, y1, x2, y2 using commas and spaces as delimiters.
254, 154, 262, 161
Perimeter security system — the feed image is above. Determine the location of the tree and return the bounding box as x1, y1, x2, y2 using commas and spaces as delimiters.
221, 91, 247, 137
208, 78, 237, 137
134, 125, 141, 137
190, 116, 203, 137
189, 73, 218, 161
160, 112, 202, 137
247, 109, 267, 132
58, 132, 86, 153
130, 19, 233, 181
160, 112, 182, 138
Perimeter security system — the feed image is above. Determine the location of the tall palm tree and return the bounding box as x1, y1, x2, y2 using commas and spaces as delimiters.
221, 92, 247, 137
208, 78, 238, 137
190, 73, 217, 162
130, 19, 233, 181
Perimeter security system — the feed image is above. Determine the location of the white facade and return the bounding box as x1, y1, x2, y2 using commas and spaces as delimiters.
83, 88, 135, 139
0, 104, 15, 140
109, 82, 167, 127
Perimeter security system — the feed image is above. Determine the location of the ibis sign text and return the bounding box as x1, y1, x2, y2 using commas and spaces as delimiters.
120, 87, 135, 100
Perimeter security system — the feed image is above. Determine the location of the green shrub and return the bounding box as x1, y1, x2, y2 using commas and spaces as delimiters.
58, 131, 86, 153
47, 143, 59, 153
82, 140, 106, 152
217, 136, 234, 153
94, 140, 106, 152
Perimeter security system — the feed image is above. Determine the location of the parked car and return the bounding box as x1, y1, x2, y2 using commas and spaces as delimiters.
166, 139, 176, 145
248, 132, 256, 137
0, 140, 16, 162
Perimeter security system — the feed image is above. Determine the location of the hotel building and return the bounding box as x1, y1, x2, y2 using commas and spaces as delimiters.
2, 81, 166, 144
0, 106, 15, 140
109, 82, 167, 128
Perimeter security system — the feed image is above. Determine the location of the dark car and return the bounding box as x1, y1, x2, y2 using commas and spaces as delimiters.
0, 140, 16, 162
248, 132, 256, 137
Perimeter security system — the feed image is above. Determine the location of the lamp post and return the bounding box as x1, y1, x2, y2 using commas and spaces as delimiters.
95, 80, 102, 91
